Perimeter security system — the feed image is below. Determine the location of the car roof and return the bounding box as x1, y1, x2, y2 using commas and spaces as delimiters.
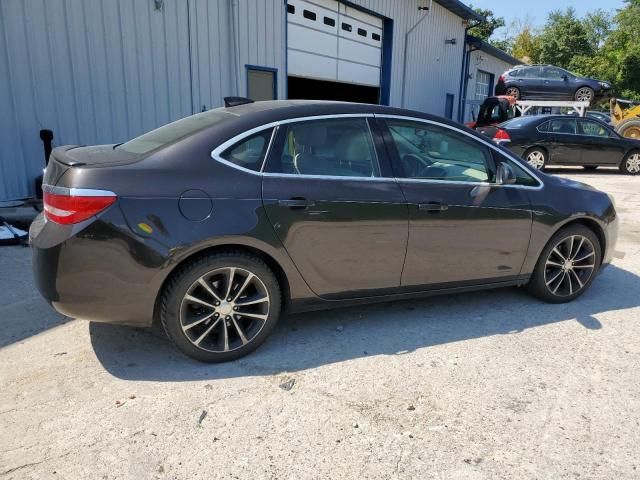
198, 100, 464, 138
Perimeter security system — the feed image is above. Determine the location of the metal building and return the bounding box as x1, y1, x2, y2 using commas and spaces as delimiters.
0, 0, 483, 201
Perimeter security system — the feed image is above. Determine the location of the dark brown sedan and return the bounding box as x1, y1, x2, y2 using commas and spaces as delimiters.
31, 100, 618, 362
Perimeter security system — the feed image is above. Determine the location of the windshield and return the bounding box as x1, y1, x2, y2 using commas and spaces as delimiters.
117, 109, 237, 154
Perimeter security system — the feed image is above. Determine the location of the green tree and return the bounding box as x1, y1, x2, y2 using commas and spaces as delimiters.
583, 9, 613, 50
468, 7, 506, 42
511, 26, 541, 63
538, 8, 594, 68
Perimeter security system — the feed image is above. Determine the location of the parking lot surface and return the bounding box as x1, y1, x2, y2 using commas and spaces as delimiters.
1, 169, 639, 480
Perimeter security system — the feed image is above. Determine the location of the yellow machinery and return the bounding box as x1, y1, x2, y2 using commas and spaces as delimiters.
610, 98, 640, 139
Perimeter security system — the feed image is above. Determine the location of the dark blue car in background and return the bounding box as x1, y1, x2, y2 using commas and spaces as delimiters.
495, 65, 612, 104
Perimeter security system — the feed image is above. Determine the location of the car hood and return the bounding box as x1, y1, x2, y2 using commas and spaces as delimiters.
547, 174, 599, 192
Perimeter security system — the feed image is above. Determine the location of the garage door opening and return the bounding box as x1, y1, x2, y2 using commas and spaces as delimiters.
288, 77, 380, 104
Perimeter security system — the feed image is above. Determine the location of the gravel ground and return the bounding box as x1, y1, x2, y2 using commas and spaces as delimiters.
1, 169, 639, 480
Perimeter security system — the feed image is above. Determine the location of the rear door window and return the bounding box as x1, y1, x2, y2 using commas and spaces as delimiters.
549, 119, 577, 135
265, 118, 380, 177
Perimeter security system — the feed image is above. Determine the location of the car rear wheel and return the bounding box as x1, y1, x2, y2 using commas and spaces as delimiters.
160, 252, 282, 362
524, 147, 547, 170
574, 87, 594, 103
527, 225, 601, 303
621, 151, 640, 175
505, 86, 520, 100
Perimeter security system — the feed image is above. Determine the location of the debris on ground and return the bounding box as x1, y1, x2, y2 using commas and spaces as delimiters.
279, 378, 296, 391
198, 410, 208, 426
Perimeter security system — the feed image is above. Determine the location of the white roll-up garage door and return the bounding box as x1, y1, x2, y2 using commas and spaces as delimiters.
287, 0, 383, 87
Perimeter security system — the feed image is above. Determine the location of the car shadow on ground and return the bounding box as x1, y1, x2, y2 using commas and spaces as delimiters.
90, 264, 640, 382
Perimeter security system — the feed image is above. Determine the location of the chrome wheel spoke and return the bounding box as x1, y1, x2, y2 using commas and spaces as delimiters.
232, 273, 254, 302
571, 237, 585, 260
551, 272, 566, 294
570, 269, 584, 289
182, 312, 216, 332
236, 311, 268, 321
184, 294, 216, 310
566, 271, 574, 295
194, 317, 222, 346
573, 264, 595, 269
575, 251, 595, 263
546, 260, 564, 268
235, 295, 269, 306
224, 267, 236, 300
221, 317, 229, 351
198, 277, 222, 302
231, 317, 249, 345
552, 247, 566, 262
546, 269, 564, 286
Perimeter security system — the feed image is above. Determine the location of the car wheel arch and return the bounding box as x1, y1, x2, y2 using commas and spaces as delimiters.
547, 217, 606, 266
153, 243, 292, 325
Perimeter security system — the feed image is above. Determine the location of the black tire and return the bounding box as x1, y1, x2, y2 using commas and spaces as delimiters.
527, 225, 602, 303
574, 86, 595, 104
160, 251, 282, 362
523, 147, 547, 170
505, 86, 520, 100
620, 151, 640, 175
583, 166, 598, 171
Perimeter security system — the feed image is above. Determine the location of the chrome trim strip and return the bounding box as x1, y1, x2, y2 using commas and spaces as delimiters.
374, 114, 545, 191
261, 172, 396, 182
43, 184, 117, 197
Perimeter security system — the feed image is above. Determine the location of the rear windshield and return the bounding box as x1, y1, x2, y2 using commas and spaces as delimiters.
116, 109, 237, 154
498, 117, 536, 129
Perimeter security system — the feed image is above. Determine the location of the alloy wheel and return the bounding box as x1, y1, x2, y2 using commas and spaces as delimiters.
506, 87, 520, 99
626, 153, 640, 174
180, 267, 270, 352
544, 235, 596, 297
527, 150, 545, 169
575, 87, 593, 102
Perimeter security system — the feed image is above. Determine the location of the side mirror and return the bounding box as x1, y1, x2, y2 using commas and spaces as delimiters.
496, 163, 517, 185
562, 74, 568, 81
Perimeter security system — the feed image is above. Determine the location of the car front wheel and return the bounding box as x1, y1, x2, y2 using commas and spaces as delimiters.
160, 252, 282, 362
621, 152, 640, 175
527, 225, 601, 303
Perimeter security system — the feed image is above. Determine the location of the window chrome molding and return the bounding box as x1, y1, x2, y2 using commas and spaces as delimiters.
210, 112, 544, 190
211, 114, 376, 178
374, 114, 545, 191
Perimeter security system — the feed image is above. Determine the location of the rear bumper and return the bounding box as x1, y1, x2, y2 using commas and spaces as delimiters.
30, 210, 164, 327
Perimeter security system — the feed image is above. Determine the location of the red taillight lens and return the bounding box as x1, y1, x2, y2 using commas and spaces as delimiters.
493, 129, 511, 141
498, 75, 505, 83
44, 190, 117, 225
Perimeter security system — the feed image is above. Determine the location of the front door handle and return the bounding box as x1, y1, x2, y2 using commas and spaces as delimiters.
418, 202, 448, 212
278, 198, 316, 209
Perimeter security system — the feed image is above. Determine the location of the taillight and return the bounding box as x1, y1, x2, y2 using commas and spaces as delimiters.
498, 75, 505, 83
43, 187, 117, 225
493, 129, 511, 141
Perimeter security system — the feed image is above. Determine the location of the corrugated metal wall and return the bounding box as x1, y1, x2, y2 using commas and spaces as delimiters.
0, 0, 465, 200
351, 0, 466, 113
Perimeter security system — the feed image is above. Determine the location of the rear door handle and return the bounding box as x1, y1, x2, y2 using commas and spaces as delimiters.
418, 202, 448, 212
278, 199, 316, 209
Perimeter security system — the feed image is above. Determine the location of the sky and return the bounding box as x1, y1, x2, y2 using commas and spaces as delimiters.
467, 0, 627, 39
